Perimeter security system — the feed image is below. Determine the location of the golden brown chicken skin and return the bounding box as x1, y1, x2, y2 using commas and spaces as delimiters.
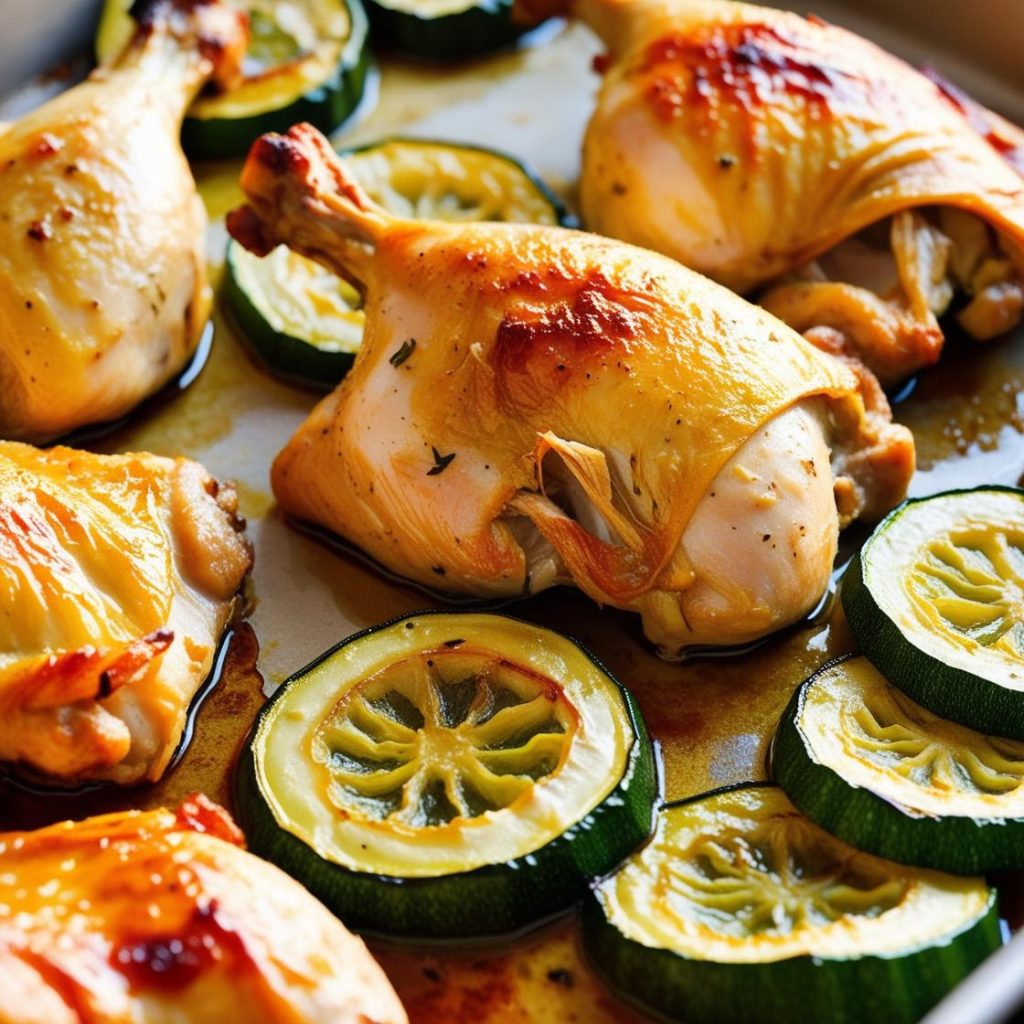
524, 0, 1024, 384
228, 125, 913, 655
0, 0, 247, 441
0, 442, 251, 784
0, 795, 408, 1024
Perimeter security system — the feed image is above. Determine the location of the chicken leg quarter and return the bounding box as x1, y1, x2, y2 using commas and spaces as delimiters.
229, 124, 913, 656
524, 0, 1024, 384
0, 0, 247, 441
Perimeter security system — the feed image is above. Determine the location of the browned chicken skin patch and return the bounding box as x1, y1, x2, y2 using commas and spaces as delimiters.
492, 275, 651, 400
0, 796, 408, 1023
640, 21, 864, 129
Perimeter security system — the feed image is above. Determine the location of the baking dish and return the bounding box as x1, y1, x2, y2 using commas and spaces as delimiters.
2, 2, 1023, 1021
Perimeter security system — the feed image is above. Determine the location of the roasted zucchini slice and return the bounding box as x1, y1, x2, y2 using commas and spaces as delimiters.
584, 784, 999, 1024
773, 655, 1024, 874
224, 138, 569, 389
235, 611, 658, 941
223, 242, 364, 389
339, 138, 570, 223
95, 0, 371, 158
365, 0, 540, 60
843, 487, 1024, 738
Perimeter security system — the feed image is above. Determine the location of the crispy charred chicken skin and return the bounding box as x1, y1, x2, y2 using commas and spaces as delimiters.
228, 125, 913, 656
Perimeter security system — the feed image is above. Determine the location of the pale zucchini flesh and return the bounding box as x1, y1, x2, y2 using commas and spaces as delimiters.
864, 489, 1023, 681
584, 785, 999, 1024
97, 0, 351, 117
843, 487, 1024, 738
256, 614, 632, 876
773, 655, 1024, 872
342, 140, 569, 225
236, 612, 657, 940
225, 242, 364, 384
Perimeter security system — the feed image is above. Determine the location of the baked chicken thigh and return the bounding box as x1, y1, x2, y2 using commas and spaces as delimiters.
0, 795, 407, 1024
0, 442, 251, 784
228, 124, 913, 655
0, 0, 247, 441
537, 0, 1024, 384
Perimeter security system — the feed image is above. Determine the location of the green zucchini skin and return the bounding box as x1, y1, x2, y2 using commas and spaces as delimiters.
183, 0, 372, 159
771, 655, 1024, 875
221, 242, 355, 391
233, 611, 659, 943
582, 886, 1000, 1024
582, 782, 1002, 1024
842, 489, 1024, 740
365, 0, 535, 60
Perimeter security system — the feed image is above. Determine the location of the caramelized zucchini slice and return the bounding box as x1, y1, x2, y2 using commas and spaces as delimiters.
235, 612, 657, 941
224, 138, 568, 388
773, 655, 1024, 873
96, 0, 371, 158
584, 785, 999, 1024
843, 487, 1024, 738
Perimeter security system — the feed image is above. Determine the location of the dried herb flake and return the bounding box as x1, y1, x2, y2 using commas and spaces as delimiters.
427, 447, 456, 476
389, 338, 416, 367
